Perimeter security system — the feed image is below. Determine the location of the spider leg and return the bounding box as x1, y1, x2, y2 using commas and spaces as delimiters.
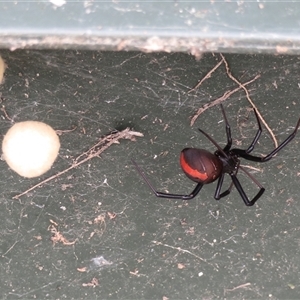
231, 117, 300, 162
221, 105, 262, 153
132, 159, 203, 200
245, 107, 262, 154
220, 104, 232, 151
214, 173, 234, 200
230, 167, 265, 206
198, 129, 228, 158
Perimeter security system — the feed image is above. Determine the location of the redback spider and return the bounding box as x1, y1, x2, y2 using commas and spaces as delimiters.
132, 105, 300, 206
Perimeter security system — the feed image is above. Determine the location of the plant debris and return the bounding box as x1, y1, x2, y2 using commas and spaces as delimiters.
13, 128, 143, 200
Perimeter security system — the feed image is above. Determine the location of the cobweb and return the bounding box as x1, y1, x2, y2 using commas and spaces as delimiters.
0, 50, 299, 299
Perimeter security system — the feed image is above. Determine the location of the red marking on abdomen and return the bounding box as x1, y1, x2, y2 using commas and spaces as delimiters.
180, 152, 208, 181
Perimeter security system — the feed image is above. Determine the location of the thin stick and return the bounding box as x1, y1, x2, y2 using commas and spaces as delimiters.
224, 282, 251, 294
1, 105, 12, 121
241, 164, 263, 173
220, 53, 278, 148
152, 240, 217, 270
13, 128, 143, 200
190, 75, 260, 126
188, 57, 224, 93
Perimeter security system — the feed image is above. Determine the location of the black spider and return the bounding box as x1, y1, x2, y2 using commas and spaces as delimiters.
133, 105, 300, 206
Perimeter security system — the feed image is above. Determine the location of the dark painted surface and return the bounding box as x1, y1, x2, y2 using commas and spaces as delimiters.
0, 50, 299, 299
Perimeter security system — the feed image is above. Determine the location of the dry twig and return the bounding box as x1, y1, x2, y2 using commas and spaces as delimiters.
224, 282, 251, 294
1, 105, 12, 121
13, 128, 143, 200
152, 240, 217, 270
49, 224, 76, 246
55, 126, 77, 136
220, 53, 278, 147
188, 57, 224, 93
82, 278, 99, 288
190, 75, 260, 126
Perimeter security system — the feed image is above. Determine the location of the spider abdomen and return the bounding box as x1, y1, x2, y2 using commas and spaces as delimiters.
180, 148, 223, 184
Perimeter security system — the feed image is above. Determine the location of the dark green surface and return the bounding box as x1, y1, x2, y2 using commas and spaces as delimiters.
0, 50, 300, 299
1, 1, 300, 53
